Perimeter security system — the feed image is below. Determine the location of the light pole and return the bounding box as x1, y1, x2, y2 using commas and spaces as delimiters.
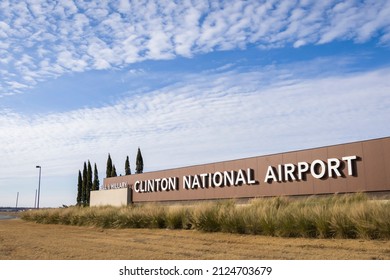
15, 192, 19, 209
36, 166, 41, 209
34, 189, 37, 208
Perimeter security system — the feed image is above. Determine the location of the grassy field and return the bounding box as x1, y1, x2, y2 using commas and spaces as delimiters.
21, 194, 390, 239
3, 194, 388, 260
1, 219, 389, 260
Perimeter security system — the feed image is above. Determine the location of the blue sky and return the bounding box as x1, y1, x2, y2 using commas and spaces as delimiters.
1, 0, 390, 207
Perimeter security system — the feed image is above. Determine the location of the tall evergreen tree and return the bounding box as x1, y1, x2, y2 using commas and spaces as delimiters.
92, 163, 100, 191
111, 164, 117, 177
135, 147, 144, 174
125, 156, 131, 175
106, 153, 112, 178
82, 162, 87, 206
77, 170, 82, 206
86, 161, 92, 205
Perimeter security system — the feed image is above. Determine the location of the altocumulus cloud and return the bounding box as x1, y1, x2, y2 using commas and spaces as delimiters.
1, 65, 389, 179
1, 0, 390, 96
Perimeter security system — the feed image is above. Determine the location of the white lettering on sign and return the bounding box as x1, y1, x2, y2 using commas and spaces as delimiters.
134, 177, 178, 193
342, 155, 358, 176
104, 155, 359, 193
183, 168, 257, 189
103, 182, 128, 190
263, 155, 358, 183
297, 162, 309, 180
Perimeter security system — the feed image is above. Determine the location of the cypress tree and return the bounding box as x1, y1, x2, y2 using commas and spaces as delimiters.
93, 163, 100, 191
77, 170, 82, 206
135, 147, 144, 174
106, 153, 112, 178
86, 161, 92, 205
82, 162, 87, 206
111, 164, 117, 177
125, 156, 131, 175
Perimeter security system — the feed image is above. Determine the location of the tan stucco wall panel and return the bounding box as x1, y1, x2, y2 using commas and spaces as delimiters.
90, 188, 131, 207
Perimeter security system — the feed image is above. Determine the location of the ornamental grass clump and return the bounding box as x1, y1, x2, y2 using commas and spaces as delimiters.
190, 202, 221, 232
245, 197, 287, 236
285, 199, 319, 238
76, 207, 97, 226
350, 200, 390, 239
376, 202, 390, 239
142, 204, 167, 229
20, 193, 390, 240
351, 202, 380, 239
218, 200, 246, 234
113, 206, 146, 228
166, 206, 190, 229
311, 205, 332, 238
92, 207, 119, 228
243, 205, 263, 235
329, 203, 357, 238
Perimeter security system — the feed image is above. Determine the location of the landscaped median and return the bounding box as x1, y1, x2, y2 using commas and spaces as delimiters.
21, 193, 390, 239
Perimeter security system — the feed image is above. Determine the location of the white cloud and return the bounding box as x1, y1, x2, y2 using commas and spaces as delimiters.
117, 0, 131, 13
57, 50, 88, 72
1, 65, 389, 182
293, 39, 306, 48
1, 0, 390, 97
6, 81, 29, 90
0, 21, 11, 38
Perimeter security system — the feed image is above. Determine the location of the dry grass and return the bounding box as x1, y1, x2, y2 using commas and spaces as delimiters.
20, 194, 390, 240
1, 219, 389, 260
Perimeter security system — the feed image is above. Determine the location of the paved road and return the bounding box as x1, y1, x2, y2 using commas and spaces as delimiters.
0, 214, 17, 220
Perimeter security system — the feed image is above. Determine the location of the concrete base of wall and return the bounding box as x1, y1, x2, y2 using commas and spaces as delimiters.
90, 188, 131, 207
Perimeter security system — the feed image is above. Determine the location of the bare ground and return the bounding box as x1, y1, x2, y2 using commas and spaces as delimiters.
0, 219, 389, 260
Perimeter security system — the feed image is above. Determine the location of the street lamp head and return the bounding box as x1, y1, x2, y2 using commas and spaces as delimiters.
36, 165, 41, 168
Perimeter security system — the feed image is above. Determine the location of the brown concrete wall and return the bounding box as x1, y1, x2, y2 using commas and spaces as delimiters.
103, 137, 390, 203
